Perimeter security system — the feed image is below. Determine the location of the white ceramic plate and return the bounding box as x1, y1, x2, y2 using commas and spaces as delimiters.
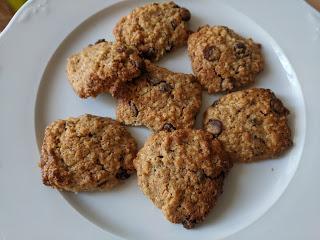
0, 1, 319, 240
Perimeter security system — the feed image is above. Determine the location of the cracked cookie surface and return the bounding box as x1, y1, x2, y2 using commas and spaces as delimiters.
67, 40, 144, 98
113, 1, 191, 61
203, 88, 292, 162
188, 25, 264, 93
116, 61, 202, 131
40, 114, 137, 192
134, 129, 232, 229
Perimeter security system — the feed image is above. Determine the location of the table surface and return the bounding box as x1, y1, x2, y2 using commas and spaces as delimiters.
0, 0, 27, 31
0, 0, 14, 31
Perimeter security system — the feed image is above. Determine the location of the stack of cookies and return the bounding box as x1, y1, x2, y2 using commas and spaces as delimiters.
39, 1, 292, 229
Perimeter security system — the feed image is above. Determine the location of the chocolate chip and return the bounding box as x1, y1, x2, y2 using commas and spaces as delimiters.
270, 98, 288, 115
207, 119, 223, 137
95, 39, 106, 44
141, 48, 156, 60
196, 169, 206, 182
171, 19, 178, 30
203, 45, 220, 61
129, 101, 138, 117
180, 8, 191, 21
182, 218, 196, 229
116, 168, 130, 180
162, 123, 176, 132
159, 82, 173, 93
234, 42, 247, 57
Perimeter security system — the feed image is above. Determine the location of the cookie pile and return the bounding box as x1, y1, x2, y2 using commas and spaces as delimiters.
39, 1, 292, 229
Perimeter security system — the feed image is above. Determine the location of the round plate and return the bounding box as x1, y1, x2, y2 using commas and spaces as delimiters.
1, 1, 319, 240
34, 0, 305, 239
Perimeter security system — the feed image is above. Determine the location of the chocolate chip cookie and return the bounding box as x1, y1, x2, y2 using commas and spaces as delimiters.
66, 39, 144, 98
40, 114, 137, 192
116, 61, 202, 131
113, 1, 191, 61
188, 25, 264, 93
203, 88, 292, 162
134, 129, 232, 228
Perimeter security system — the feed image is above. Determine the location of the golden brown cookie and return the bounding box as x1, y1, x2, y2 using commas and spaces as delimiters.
134, 129, 232, 229
66, 39, 144, 98
40, 114, 137, 192
188, 25, 264, 93
113, 1, 191, 61
203, 88, 292, 162
116, 61, 202, 131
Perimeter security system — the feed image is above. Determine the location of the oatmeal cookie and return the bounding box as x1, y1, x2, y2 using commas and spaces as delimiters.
188, 25, 264, 93
40, 114, 137, 192
67, 39, 144, 98
203, 88, 292, 162
116, 61, 202, 131
134, 129, 232, 228
113, 1, 191, 61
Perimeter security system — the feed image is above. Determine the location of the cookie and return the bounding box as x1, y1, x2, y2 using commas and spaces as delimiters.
113, 1, 191, 61
134, 129, 232, 229
188, 25, 264, 93
66, 39, 144, 98
203, 88, 292, 162
116, 61, 202, 131
40, 114, 137, 192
